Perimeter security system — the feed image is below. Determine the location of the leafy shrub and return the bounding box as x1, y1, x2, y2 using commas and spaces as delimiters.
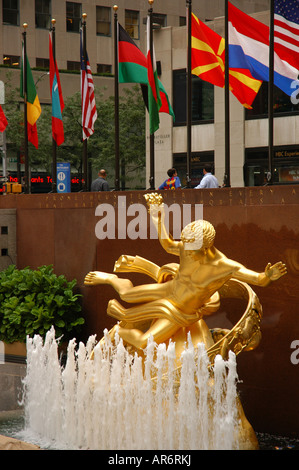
0, 265, 84, 343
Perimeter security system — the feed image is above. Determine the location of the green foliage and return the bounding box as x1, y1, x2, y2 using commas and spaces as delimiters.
62, 85, 146, 187
2, 69, 146, 187
0, 265, 84, 344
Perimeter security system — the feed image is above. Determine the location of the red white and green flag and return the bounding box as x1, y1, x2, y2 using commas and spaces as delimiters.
117, 22, 174, 131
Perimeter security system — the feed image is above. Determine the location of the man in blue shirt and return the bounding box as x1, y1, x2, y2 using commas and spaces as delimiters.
158, 168, 181, 190
91, 169, 110, 191
195, 164, 219, 189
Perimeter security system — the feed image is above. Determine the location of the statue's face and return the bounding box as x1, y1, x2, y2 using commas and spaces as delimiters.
185, 246, 206, 261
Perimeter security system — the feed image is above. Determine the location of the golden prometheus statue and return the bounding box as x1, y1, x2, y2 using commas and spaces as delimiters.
84, 192, 287, 449
85, 193, 286, 360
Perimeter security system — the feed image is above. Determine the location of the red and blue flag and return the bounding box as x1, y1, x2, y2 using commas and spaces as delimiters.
49, 32, 64, 146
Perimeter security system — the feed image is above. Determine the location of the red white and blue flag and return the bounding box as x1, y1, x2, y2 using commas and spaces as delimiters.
274, 0, 299, 72
228, 1, 299, 97
80, 30, 97, 140
191, 11, 262, 109
49, 32, 64, 146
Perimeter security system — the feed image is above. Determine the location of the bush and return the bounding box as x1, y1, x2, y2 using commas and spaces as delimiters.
0, 265, 84, 343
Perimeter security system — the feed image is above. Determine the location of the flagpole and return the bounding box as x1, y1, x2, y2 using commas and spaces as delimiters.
186, 0, 192, 188
50, 18, 57, 193
22, 23, 29, 194
82, 13, 88, 192
224, 0, 230, 187
268, 0, 274, 185
148, 0, 155, 190
114, 5, 120, 191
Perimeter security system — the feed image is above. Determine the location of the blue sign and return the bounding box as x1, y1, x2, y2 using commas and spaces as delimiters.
57, 162, 71, 193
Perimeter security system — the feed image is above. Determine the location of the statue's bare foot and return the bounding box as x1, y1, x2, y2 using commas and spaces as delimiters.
84, 271, 117, 286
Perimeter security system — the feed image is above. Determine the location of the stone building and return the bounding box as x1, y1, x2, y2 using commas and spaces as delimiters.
1, 0, 293, 190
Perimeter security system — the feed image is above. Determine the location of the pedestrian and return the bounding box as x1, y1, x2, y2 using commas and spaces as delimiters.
91, 169, 110, 191
194, 164, 219, 189
158, 168, 181, 190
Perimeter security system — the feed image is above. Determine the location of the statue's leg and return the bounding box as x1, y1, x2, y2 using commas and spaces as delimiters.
118, 318, 179, 350
118, 281, 171, 303
107, 298, 181, 349
84, 271, 133, 293
84, 271, 170, 303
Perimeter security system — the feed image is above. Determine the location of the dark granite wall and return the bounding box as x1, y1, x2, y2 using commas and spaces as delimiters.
1, 185, 298, 436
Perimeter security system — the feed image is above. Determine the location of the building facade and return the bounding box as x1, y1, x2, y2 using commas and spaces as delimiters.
1, 0, 269, 73
149, 8, 299, 189
1, 0, 289, 191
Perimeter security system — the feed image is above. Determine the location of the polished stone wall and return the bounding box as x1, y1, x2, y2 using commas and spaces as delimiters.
0, 209, 16, 270
0, 186, 298, 437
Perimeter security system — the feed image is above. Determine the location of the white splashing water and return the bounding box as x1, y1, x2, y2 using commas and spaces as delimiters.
20, 326, 240, 450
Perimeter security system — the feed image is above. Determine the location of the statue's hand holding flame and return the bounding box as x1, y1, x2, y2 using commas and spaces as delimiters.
144, 192, 164, 209
144, 193, 164, 223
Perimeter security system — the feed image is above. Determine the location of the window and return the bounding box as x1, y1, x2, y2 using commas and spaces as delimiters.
35, 0, 51, 29
66, 2, 81, 32
3, 0, 19, 25
96, 6, 111, 36
173, 152, 214, 188
179, 16, 186, 26
173, 69, 214, 125
152, 13, 166, 28
246, 81, 299, 119
125, 10, 139, 39
244, 146, 299, 186
36, 58, 49, 69
67, 60, 80, 71
3, 55, 20, 66
97, 64, 112, 74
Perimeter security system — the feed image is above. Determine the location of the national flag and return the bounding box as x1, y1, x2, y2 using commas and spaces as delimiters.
191, 12, 262, 109
228, 2, 299, 97
49, 32, 64, 146
0, 105, 7, 132
274, 0, 299, 72
80, 30, 97, 140
20, 43, 41, 148
191, 12, 225, 87
146, 15, 162, 134
118, 23, 175, 120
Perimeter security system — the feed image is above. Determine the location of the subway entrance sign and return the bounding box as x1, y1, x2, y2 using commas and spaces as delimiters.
57, 162, 71, 193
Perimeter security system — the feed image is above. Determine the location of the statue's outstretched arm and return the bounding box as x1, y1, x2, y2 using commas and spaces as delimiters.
233, 261, 287, 286
144, 193, 181, 256
157, 212, 181, 255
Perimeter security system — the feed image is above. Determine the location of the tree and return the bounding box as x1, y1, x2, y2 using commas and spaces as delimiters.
80, 85, 146, 188
2, 72, 146, 189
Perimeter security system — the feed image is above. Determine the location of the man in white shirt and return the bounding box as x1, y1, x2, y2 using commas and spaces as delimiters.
195, 164, 219, 189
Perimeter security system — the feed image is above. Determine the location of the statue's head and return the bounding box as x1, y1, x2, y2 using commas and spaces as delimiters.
180, 220, 215, 251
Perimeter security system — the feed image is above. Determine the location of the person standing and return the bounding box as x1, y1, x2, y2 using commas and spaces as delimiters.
194, 164, 219, 189
158, 168, 181, 190
91, 169, 110, 191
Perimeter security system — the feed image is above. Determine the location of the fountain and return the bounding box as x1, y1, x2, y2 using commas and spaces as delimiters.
22, 326, 240, 450
20, 193, 287, 450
